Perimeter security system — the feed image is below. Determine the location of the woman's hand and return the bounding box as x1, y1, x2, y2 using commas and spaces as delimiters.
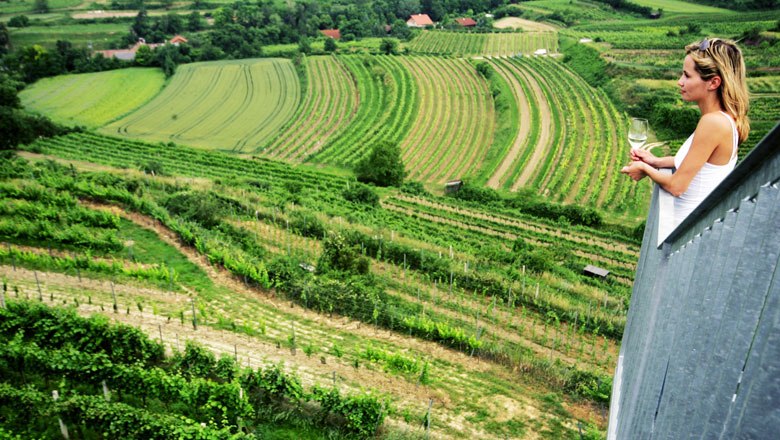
621, 161, 648, 181
630, 148, 658, 166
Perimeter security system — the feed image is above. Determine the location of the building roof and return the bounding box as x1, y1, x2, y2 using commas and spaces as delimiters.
583, 264, 609, 278
319, 29, 341, 39
407, 14, 434, 27
455, 17, 477, 27
170, 35, 188, 45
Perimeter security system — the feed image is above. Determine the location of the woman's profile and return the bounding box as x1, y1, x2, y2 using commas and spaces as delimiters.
621, 38, 750, 228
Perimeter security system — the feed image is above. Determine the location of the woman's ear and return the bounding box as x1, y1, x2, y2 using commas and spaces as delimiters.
709, 75, 722, 91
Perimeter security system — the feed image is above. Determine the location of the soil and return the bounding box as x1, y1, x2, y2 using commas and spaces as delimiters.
493, 18, 558, 33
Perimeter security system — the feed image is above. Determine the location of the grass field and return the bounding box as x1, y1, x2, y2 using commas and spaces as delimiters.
20, 68, 166, 128
629, 0, 729, 14
102, 58, 300, 153
7, 22, 129, 50
0, 0, 81, 14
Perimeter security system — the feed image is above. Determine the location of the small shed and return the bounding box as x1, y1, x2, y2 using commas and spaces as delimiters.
583, 264, 609, 279
534, 48, 548, 56
444, 180, 463, 193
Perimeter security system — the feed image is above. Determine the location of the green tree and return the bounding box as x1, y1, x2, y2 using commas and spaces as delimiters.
0, 24, 8, 54
34, 0, 49, 13
379, 37, 399, 55
7, 15, 29, 28
324, 37, 337, 52
298, 36, 312, 54
134, 44, 153, 66
318, 233, 370, 275
187, 11, 202, 31
355, 141, 406, 187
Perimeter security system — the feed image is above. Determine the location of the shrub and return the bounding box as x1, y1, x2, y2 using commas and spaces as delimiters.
343, 183, 379, 207
355, 141, 405, 187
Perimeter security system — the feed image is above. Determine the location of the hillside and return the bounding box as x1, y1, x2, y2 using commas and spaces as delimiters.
2, 0, 780, 438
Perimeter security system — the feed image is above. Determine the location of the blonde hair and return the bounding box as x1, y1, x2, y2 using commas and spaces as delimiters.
685, 38, 750, 144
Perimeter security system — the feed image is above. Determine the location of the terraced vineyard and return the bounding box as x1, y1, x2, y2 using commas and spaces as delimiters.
102, 58, 300, 153
19, 68, 166, 128
261, 56, 359, 162
485, 56, 644, 212
7, 133, 641, 437
409, 31, 559, 56
398, 56, 495, 183
311, 55, 418, 167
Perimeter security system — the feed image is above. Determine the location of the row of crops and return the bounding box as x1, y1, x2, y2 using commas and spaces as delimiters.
484, 56, 646, 212
0, 300, 386, 438
21, 53, 642, 214
103, 59, 301, 153
0, 142, 620, 436
12, 133, 637, 387
408, 31, 559, 57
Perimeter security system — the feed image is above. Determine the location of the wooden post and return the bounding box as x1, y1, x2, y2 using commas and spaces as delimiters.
52, 390, 70, 439
425, 399, 433, 439
35, 271, 42, 301
191, 298, 198, 330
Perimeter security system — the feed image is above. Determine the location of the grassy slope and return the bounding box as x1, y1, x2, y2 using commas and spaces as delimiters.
20, 68, 166, 128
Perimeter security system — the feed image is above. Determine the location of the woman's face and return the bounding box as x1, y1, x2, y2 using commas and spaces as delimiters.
678, 55, 715, 102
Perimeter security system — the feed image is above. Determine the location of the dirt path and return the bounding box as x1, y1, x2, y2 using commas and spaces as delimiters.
487, 58, 531, 189
511, 60, 554, 190
493, 17, 558, 32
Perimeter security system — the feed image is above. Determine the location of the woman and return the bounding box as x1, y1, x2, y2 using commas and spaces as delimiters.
621, 38, 750, 228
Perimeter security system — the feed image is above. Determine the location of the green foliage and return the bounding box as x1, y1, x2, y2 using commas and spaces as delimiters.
7, 15, 30, 28
164, 191, 224, 228
324, 37, 337, 52
379, 38, 399, 55
355, 141, 406, 187
343, 183, 379, 207
449, 182, 502, 204
475, 61, 493, 80
318, 232, 371, 275
561, 41, 608, 88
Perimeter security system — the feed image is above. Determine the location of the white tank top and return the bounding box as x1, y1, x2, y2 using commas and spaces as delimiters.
672, 111, 738, 227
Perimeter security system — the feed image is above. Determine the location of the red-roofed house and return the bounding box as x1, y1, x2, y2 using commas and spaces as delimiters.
319, 29, 341, 39
170, 35, 188, 45
406, 14, 434, 28
455, 17, 477, 27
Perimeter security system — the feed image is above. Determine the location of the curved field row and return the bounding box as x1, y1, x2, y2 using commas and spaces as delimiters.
409, 31, 558, 56
399, 57, 494, 184
499, 57, 564, 192
490, 56, 639, 211
19, 68, 166, 128
261, 56, 358, 162
310, 55, 418, 167
485, 58, 552, 190
102, 59, 300, 153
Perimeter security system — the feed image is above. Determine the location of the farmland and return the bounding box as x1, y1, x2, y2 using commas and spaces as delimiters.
3, 0, 780, 438
20, 68, 166, 128
103, 58, 300, 153
409, 31, 559, 57
1, 136, 635, 437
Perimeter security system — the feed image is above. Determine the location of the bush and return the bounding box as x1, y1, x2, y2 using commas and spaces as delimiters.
318, 232, 370, 275
355, 141, 405, 187
449, 182, 502, 204
8, 15, 30, 28
343, 183, 379, 207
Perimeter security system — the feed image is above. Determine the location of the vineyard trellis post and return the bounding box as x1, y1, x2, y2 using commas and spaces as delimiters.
191, 298, 197, 330
424, 398, 433, 439
111, 282, 117, 313
52, 390, 70, 439
32, 271, 42, 301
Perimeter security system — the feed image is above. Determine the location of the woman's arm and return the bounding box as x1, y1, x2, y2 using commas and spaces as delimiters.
630, 148, 675, 168
622, 114, 727, 196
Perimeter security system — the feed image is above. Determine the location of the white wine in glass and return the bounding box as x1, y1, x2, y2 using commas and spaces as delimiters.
628, 118, 648, 150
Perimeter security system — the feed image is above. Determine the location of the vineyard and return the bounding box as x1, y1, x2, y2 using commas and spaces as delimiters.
398, 56, 494, 183
0, 132, 641, 437
20, 68, 166, 128
102, 58, 301, 153
408, 31, 559, 57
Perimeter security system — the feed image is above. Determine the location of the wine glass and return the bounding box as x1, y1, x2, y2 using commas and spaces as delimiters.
628, 118, 648, 151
